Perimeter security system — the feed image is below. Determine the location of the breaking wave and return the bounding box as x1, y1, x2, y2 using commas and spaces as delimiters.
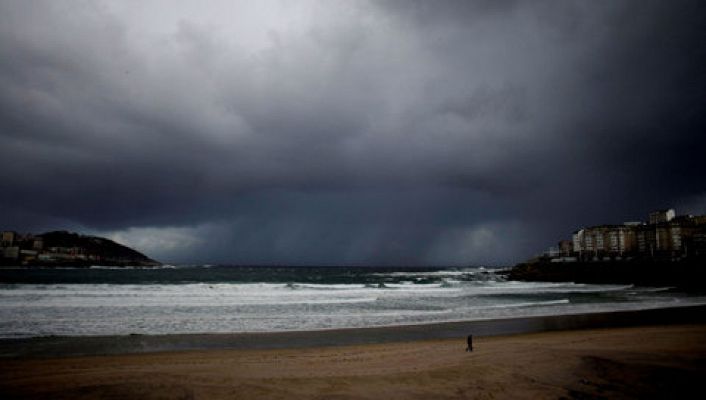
1, 265, 705, 338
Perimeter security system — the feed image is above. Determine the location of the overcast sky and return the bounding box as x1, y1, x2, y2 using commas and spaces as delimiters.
1, 0, 705, 266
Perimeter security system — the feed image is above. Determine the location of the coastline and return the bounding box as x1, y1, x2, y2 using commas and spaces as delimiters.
3, 303, 706, 359
508, 257, 706, 290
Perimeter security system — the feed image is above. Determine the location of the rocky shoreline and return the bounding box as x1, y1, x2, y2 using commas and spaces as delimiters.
508, 257, 706, 290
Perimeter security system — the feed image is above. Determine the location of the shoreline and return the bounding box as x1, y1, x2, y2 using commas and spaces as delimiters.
509, 257, 706, 290
3, 303, 706, 359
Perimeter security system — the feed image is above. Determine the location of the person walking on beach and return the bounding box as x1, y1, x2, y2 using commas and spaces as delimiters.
466, 334, 473, 352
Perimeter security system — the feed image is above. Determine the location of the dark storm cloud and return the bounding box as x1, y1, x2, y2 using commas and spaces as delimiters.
1, 0, 705, 265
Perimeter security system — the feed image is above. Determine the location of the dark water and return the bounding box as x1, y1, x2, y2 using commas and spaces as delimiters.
0, 265, 476, 285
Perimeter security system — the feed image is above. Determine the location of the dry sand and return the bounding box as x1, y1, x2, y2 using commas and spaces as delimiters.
1, 324, 705, 399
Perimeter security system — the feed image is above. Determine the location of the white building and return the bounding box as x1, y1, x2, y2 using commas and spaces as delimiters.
572, 229, 584, 253
649, 209, 675, 224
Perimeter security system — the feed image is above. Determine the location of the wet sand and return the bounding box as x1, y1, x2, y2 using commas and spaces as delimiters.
1, 323, 706, 399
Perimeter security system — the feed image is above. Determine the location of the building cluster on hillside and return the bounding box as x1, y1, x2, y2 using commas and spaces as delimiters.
545, 209, 706, 262
0, 231, 102, 265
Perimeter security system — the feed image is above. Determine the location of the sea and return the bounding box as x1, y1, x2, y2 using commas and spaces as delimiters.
1, 265, 705, 339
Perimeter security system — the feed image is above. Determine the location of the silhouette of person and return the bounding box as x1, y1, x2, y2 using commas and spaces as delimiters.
466, 334, 473, 352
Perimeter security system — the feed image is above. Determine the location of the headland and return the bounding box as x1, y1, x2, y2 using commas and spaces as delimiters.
0, 230, 160, 267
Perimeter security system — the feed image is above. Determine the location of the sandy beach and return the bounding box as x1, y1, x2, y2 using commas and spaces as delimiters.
1, 322, 705, 399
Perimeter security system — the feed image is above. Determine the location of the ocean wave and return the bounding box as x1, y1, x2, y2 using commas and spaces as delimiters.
460, 299, 571, 311
486, 282, 635, 294
0, 281, 638, 302
284, 283, 368, 290
3, 271, 705, 338
626, 286, 674, 293
87, 265, 177, 270
370, 268, 500, 278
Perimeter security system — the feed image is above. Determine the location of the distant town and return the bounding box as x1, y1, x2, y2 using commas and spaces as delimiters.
0, 230, 159, 266
543, 209, 706, 263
